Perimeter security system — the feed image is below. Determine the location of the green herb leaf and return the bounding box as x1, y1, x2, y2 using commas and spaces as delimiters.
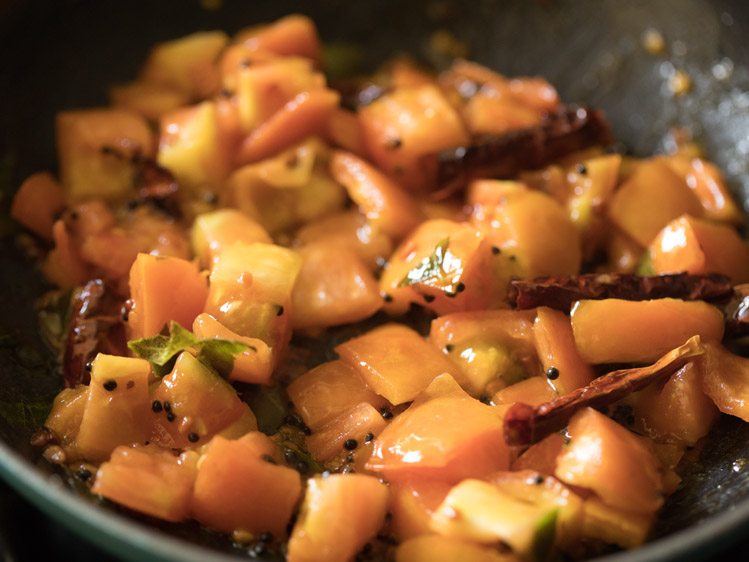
197, 339, 254, 377
247, 385, 289, 435
274, 424, 324, 475
0, 401, 50, 431
636, 250, 655, 276
128, 321, 251, 377
398, 237, 451, 288
37, 289, 74, 358
531, 508, 559, 562
322, 42, 364, 81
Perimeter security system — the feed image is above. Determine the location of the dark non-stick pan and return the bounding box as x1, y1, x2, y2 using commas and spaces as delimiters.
2, 1, 749, 561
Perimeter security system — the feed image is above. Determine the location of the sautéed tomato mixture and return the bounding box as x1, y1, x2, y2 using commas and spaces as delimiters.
12, 14, 749, 562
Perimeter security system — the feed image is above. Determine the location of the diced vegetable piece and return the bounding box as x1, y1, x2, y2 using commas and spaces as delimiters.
700, 341, 749, 422
205, 242, 302, 361
330, 150, 424, 240
462, 89, 543, 136
10, 172, 66, 240
336, 323, 465, 405
191, 209, 271, 268
127, 253, 208, 340
325, 108, 366, 156
92, 445, 198, 522
608, 157, 702, 247
441, 60, 559, 114
191, 432, 302, 536
377, 56, 435, 91
287, 474, 388, 562
396, 535, 517, 562
192, 313, 273, 385
414, 372, 466, 402
287, 359, 388, 431
607, 231, 643, 273
390, 479, 452, 540
519, 164, 568, 204
566, 154, 621, 229
664, 155, 744, 225
508, 76, 561, 111
430, 479, 559, 560
157, 101, 232, 191
485, 471, 584, 552
221, 54, 324, 131
430, 311, 536, 353
358, 83, 470, 191
580, 498, 653, 549
216, 409, 261, 441
235, 14, 322, 63
471, 182, 582, 279
57, 108, 154, 201
75, 354, 152, 462
533, 307, 594, 394
110, 81, 188, 121
626, 361, 718, 445
44, 385, 88, 458
649, 214, 749, 284
229, 138, 346, 234
570, 298, 724, 364
430, 310, 538, 395
493, 377, 557, 407
565, 154, 621, 259
379, 219, 510, 316
367, 377, 509, 482
306, 402, 388, 462
150, 352, 253, 449
294, 210, 393, 271
291, 242, 382, 329
237, 89, 340, 164
395, 535, 520, 562
80, 209, 191, 294
140, 31, 228, 99
42, 219, 90, 289
555, 408, 664, 513
512, 433, 565, 476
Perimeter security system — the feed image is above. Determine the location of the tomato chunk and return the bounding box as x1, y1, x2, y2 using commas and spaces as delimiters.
336, 323, 466, 404
367, 376, 509, 482
191, 432, 302, 536
555, 408, 664, 514
571, 298, 724, 364
287, 474, 388, 562
92, 445, 197, 522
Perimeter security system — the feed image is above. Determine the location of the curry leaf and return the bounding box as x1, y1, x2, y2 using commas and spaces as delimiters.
37, 289, 74, 358
247, 385, 289, 435
636, 250, 655, 276
322, 42, 364, 81
128, 321, 252, 377
398, 237, 451, 288
0, 401, 50, 431
197, 339, 254, 377
274, 423, 324, 475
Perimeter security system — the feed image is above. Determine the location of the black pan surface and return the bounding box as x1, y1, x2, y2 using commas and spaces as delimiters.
1, 1, 749, 561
